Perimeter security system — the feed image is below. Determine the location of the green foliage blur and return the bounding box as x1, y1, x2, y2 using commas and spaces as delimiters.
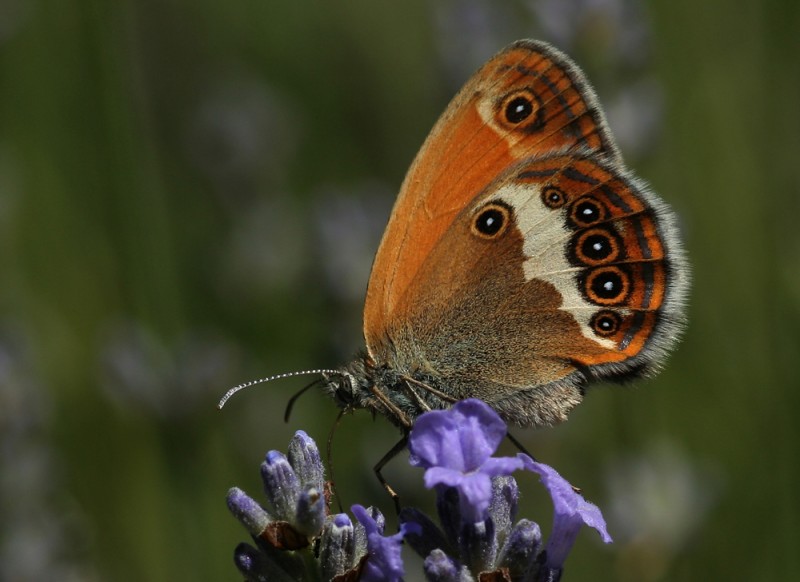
1, 1, 798, 580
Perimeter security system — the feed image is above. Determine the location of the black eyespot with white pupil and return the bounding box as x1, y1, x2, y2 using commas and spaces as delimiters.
585, 234, 610, 259
590, 310, 622, 337
593, 271, 622, 298
472, 202, 511, 239
505, 96, 534, 123
572, 198, 605, 225
498, 89, 540, 130
584, 266, 630, 305
477, 209, 503, 235
542, 186, 567, 209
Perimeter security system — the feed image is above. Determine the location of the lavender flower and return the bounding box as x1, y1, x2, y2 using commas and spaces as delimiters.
227, 430, 417, 580
402, 399, 612, 581
519, 455, 612, 578
0, 327, 96, 580
352, 504, 420, 582
409, 399, 524, 523
227, 430, 364, 580
100, 320, 237, 419
227, 401, 612, 580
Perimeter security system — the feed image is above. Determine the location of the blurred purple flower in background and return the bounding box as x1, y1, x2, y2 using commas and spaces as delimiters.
604, 440, 718, 580
185, 73, 314, 306
433, 0, 525, 89
432, 0, 663, 159
0, 325, 95, 580
312, 182, 394, 359
100, 320, 238, 419
186, 75, 302, 207
313, 182, 393, 305
527, 0, 662, 157
216, 196, 311, 299
529, 0, 650, 63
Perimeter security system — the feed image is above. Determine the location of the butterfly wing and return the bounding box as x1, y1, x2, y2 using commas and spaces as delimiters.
364, 40, 620, 353
391, 153, 687, 425
362, 40, 687, 427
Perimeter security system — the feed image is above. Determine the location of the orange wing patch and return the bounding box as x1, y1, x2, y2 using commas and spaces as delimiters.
363, 41, 619, 355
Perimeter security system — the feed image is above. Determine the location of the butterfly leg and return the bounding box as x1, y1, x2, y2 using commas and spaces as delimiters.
401, 375, 458, 405
368, 385, 413, 429
373, 434, 409, 515
400, 379, 432, 413
326, 407, 351, 513
505, 431, 538, 461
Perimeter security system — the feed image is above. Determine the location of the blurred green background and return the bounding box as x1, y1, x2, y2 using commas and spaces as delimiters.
1, 0, 798, 580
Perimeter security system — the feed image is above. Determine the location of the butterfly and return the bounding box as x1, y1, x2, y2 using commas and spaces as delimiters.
221, 40, 689, 435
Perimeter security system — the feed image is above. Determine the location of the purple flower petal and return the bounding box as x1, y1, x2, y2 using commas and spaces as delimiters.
352, 504, 380, 537
480, 456, 525, 477
408, 398, 522, 523
408, 409, 463, 469
409, 399, 524, 523
450, 400, 507, 470
519, 454, 612, 569
352, 504, 419, 582
287, 430, 324, 492
409, 399, 508, 472
453, 473, 494, 523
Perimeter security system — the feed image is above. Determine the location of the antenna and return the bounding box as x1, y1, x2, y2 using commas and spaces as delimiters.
217, 369, 339, 409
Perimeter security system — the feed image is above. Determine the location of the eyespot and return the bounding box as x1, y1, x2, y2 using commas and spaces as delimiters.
569, 197, 606, 226
505, 96, 533, 123
572, 227, 621, 266
542, 186, 568, 209
583, 266, 630, 305
497, 89, 541, 129
471, 202, 511, 239
590, 310, 622, 337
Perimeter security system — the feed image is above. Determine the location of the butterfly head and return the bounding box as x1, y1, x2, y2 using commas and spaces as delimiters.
320, 368, 361, 410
